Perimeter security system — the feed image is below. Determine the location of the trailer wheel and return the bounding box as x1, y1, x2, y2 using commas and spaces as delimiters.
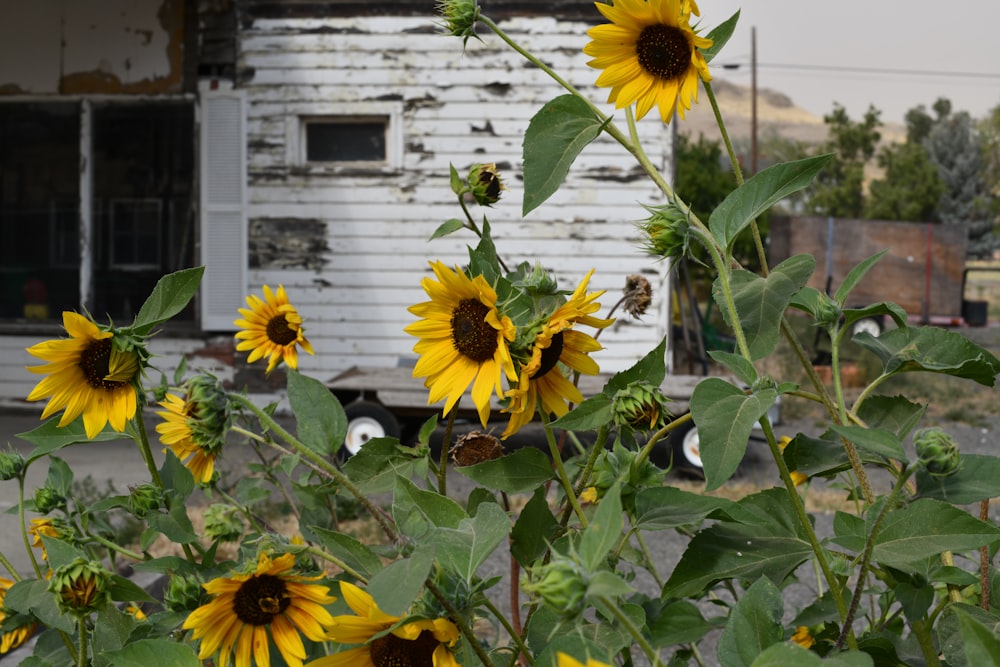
341, 401, 400, 458
851, 316, 883, 338
667, 419, 705, 478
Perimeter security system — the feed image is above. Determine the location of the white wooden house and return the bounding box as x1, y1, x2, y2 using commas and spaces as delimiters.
0, 0, 673, 408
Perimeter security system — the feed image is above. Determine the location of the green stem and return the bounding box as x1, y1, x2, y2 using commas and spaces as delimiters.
439, 408, 458, 496
703, 80, 770, 275
599, 596, 662, 667
911, 618, 942, 667
77, 616, 88, 667
87, 533, 144, 562
425, 578, 494, 667
229, 393, 399, 541
831, 327, 875, 505
759, 418, 853, 647
0, 549, 21, 581
571, 423, 610, 499
702, 239, 752, 360
479, 596, 533, 667
636, 415, 687, 469
836, 466, 914, 651
131, 410, 163, 488
634, 530, 663, 588
19, 477, 44, 579
304, 545, 369, 584
542, 416, 586, 527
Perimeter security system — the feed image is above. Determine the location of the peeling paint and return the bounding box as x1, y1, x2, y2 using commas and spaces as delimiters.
249, 218, 330, 271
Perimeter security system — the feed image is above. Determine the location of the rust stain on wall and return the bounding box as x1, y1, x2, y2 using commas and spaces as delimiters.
249, 218, 330, 271
60, 0, 186, 95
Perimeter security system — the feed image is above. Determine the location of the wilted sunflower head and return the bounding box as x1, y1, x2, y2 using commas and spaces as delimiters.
584, 0, 713, 123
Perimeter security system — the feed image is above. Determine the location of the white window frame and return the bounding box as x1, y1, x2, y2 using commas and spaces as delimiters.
286, 102, 403, 171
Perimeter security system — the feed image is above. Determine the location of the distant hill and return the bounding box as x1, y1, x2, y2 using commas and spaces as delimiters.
681, 78, 905, 146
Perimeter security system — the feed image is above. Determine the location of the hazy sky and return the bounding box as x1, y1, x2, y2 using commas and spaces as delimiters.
702, 1, 1000, 125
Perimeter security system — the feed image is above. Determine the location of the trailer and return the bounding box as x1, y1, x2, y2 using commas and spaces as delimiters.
327, 364, 779, 475
769, 216, 975, 328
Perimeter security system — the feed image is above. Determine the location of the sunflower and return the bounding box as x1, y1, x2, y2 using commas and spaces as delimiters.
25, 311, 141, 439
405, 261, 517, 427
0, 577, 36, 654
183, 552, 336, 667
305, 581, 459, 667
234, 285, 314, 374
29, 517, 65, 562
502, 270, 613, 438
156, 375, 231, 484
557, 654, 613, 667
584, 0, 713, 123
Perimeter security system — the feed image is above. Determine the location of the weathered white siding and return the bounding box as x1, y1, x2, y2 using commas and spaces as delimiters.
240, 14, 674, 382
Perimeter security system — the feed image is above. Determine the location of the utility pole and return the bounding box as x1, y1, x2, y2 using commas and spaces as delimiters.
751, 26, 758, 175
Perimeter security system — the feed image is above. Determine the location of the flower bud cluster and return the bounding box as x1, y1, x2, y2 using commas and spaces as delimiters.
612, 381, 669, 431
48, 558, 111, 617
914, 427, 961, 478
523, 552, 589, 619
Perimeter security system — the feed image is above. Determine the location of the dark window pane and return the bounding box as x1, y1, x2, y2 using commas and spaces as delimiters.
306, 120, 386, 162
93, 103, 195, 322
0, 103, 80, 320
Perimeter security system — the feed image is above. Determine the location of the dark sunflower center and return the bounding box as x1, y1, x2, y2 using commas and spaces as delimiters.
266, 315, 298, 346
531, 332, 564, 379
232, 574, 290, 626
478, 170, 501, 200
636, 24, 691, 80
451, 299, 498, 363
370, 630, 439, 667
79, 338, 126, 390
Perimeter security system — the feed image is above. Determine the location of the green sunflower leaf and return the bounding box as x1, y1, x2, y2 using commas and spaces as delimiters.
454, 446, 554, 494
690, 378, 777, 491
708, 155, 833, 250
522, 94, 605, 216
854, 325, 1000, 386
429, 217, 465, 240
717, 576, 784, 667
287, 369, 347, 457
131, 266, 205, 336
702, 10, 740, 63
713, 254, 815, 360
366, 543, 436, 617
98, 639, 200, 667
18, 418, 127, 464
834, 249, 889, 306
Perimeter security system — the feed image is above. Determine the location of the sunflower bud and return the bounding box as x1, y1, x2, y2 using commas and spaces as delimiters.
436, 0, 480, 44
0, 449, 25, 481
451, 431, 505, 466
184, 373, 231, 453
914, 427, 961, 478
523, 553, 589, 619
49, 558, 111, 617
203, 504, 245, 543
622, 274, 653, 319
467, 162, 505, 206
638, 201, 692, 260
33, 486, 65, 514
612, 381, 669, 431
163, 573, 204, 613
127, 483, 164, 519
815, 295, 842, 330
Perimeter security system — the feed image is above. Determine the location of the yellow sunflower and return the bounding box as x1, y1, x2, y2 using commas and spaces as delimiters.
234, 285, 314, 374
791, 625, 816, 649
405, 261, 517, 427
557, 653, 613, 667
0, 577, 36, 654
584, 0, 713, 123
29, 517, 64, 562
306, 581, 459, 667
502, 270, 613, 438
183, 552, 336, 667
156, 375, 231, 484
25, 311, 141, 439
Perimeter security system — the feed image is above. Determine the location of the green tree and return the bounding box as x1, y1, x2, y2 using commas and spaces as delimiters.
925, 108, 996, 256
674, 132, 736, 222
865, 111, 943, 222
807, 104, 882, 217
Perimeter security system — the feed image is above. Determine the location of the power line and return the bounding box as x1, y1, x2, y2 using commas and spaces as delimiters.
718, 62, 1000, 80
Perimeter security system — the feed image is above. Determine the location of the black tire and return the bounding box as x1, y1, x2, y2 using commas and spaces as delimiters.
341, 401, 400, 458
666, 418, 705, 478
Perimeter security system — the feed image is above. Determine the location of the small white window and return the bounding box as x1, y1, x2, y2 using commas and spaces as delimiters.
304, 117, 388, 163
288, 102, 402, 170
